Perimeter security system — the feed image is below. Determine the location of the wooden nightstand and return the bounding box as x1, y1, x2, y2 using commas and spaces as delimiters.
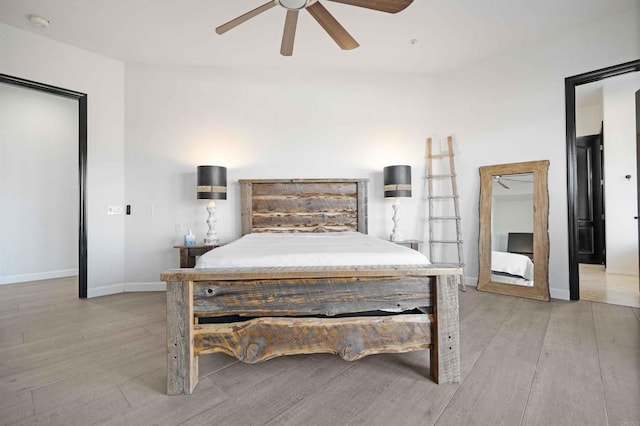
173, 244, 218, 268
393, 240, 422, 251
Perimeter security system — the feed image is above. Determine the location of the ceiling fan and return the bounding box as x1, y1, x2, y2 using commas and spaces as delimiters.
215, 0, 414, 56
494, 176, 510, 190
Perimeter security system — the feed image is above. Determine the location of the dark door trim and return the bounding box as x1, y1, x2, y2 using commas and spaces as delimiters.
636, 90, 640, 281
0, 74, 88, 298
565, 59, 640, 300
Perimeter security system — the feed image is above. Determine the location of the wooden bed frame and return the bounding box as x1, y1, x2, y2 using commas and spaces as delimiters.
162, 179, 461, 395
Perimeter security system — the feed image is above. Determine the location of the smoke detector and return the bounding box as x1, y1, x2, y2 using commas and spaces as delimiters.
27, 14, 50, 29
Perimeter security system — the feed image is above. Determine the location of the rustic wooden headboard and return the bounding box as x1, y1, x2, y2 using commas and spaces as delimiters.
239, 179, 368, 235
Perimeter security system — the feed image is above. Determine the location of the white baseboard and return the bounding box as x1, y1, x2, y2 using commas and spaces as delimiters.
125, 282, 166, 292
464, 276, 478, 287
87, 281, 166, 298
550, 287, 570, 301
0, 269, 79, 286
87, 283, 125, 298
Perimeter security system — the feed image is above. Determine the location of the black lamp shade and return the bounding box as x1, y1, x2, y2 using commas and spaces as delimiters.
384, 165, 412, 198
197, 165, 227, 200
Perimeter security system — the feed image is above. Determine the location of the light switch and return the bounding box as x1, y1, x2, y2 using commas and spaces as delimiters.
107, 205, 124, 215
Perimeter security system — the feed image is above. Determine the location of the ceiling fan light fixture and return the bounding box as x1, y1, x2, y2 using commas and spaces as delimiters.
278, 0, 308, 10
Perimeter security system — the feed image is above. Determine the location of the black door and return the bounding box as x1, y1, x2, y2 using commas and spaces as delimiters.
576, 129, 605, 264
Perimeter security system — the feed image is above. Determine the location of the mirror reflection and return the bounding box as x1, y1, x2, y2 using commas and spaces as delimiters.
490, 173, 534, 287
478, 160, 549, 301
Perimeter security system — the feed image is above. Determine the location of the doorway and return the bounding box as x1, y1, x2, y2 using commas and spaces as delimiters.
566, 60, 640, 303
0, 74, 88, 298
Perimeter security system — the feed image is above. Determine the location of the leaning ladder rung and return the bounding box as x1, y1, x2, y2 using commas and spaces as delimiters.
427, 174, 456, 179
429, 262, 465, 268
429, 216, 461, 220
431, 263, 466, 268
427, 195, 459, 199
430, 240, 463, 244
428, 154, 453, 159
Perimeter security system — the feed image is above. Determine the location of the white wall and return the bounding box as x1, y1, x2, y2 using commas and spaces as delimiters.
576, 103, 603, 137
0, 83, 78, 283
124, 65, 438, 284
433, 9, 640, 299
491, 176, 535, 252
0, 24, 126, 297
603, 72, 640, 276
492, 195, 534, 252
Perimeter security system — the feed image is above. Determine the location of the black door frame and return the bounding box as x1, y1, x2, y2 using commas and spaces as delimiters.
565, 59, 640, 300
636, 90, 640, 281
0, 74, 88, 298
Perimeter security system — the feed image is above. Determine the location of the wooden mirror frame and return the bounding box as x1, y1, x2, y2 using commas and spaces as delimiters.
478, 160, 550, 301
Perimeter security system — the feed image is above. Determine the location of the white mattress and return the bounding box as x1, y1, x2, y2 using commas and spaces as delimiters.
491, 250, 534, 281
491, 273, 534, 287
195, 232, 430, 269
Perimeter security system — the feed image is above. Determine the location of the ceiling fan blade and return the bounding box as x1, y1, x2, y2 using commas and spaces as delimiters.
494, 176, 510, 190
326, 0, 414, 14
216, 1, 276, 35
307, 2, 359, 50
281, 10, 299, 56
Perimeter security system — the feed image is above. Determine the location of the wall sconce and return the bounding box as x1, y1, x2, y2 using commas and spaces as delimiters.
383, 165, 412, 242
197, 165, 227, 245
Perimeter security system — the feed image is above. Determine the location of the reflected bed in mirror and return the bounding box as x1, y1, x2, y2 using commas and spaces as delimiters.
479, 161, 550, 301
492, 173, 534, 287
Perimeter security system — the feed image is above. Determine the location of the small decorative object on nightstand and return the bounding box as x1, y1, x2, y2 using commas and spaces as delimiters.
184, 229, 196, 246
393, 240, 422, 251
384, 165, 412, 242
173, 244, 217, 268
197, 165, 227, 246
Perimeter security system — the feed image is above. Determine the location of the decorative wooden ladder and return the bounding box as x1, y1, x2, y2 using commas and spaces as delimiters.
426, 136, 467, 291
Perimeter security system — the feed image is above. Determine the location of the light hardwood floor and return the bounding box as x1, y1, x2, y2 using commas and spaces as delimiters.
1, 277, 639, 426
580, 263, 640, 308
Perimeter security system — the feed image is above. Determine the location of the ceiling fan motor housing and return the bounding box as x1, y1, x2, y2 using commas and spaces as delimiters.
276, 0, 318, 10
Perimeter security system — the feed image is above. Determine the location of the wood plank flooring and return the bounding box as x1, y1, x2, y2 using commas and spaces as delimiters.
580, 263, 640, 308
0, 278, 638, 426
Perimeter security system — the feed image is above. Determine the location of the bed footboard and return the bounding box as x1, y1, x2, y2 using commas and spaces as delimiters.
162, 266, 461, 395
194, 314, 432, 363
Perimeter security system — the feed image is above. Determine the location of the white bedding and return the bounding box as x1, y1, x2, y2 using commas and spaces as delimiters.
195, 232, 430, 269
491, 250, 534, 281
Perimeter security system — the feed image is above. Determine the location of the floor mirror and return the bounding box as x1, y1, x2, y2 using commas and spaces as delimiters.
478, 160, 550, 301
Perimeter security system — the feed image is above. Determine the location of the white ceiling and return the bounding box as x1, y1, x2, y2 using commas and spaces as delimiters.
0, 0, 637, 73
